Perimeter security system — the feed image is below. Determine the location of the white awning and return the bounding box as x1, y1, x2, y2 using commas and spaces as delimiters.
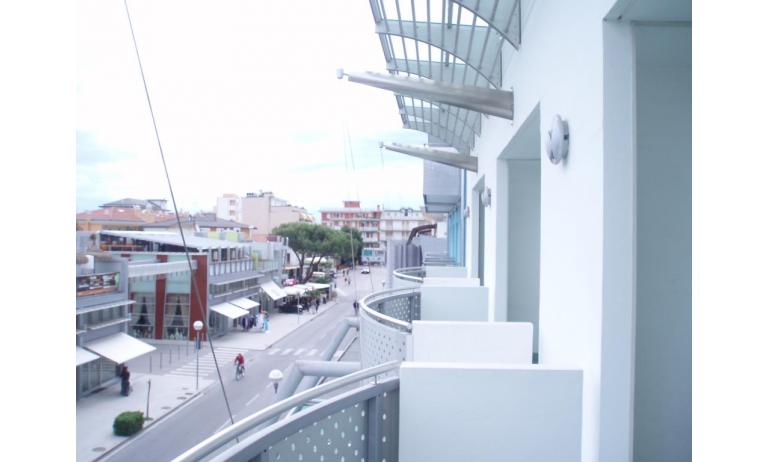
260, 281, 288, 300
84, 332, 156, 364
210, 302, 249, 319
76, 346, 99, 366
284, 285, 310, 296
229, 297, 260, 310
306, 282, 331, 290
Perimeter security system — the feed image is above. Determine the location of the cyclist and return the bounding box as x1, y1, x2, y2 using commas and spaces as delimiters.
234, 353, 245, 379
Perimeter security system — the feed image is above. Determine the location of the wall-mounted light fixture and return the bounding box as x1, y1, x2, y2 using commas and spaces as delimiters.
480, 187, 492, 207
546, 115, 569, 165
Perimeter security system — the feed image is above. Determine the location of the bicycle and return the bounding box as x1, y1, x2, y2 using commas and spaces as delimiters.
235, 363, 245, 381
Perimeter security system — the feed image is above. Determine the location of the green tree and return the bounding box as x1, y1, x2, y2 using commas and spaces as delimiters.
273, 223, 350, 283
339, 226, 363, 266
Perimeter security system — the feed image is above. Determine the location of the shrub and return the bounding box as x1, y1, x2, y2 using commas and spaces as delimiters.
113, 411, 144, 436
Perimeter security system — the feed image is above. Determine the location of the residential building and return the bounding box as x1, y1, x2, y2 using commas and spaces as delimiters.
215, 191, 314, 237
181, 1, 692, 462
76, 252, 155, 399
320, 201, 384, 263
96, 230, 289, 339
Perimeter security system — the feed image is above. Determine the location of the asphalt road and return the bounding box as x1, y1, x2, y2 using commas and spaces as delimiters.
102, 266, 385, 462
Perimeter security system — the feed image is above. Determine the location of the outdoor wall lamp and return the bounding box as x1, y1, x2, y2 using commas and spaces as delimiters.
546, 115, 569, 165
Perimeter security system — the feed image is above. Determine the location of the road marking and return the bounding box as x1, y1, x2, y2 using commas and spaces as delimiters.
307, 348, 318, 356
280, 348, 293, 355
246, 393, 261, 406
267, 348, 281, 355
216, 419, 232, 433
294, 348, 305, 356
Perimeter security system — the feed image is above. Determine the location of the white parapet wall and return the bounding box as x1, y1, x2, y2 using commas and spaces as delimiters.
411, 321, 533, 364
422, 277, 480, 287
399, 362, 583, 462
424, 266, 468, 278
419, 285, 489, 321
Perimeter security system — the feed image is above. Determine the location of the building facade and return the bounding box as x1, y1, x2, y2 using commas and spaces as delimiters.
76, 253, 155, 400
97, 230, 288, 340
320, 201, 383, 263
215, 191, 314, 237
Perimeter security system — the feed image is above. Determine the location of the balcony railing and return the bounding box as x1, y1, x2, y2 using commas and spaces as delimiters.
392, 266, 425, 284
172, 361, 401, 462
359, 287, 420, 369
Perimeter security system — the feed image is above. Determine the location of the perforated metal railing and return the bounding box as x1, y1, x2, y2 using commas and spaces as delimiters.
359, 287, 420, 369
172, 362, 400, 462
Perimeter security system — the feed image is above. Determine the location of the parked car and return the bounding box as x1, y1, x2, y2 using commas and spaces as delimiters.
361, 266, 370, 274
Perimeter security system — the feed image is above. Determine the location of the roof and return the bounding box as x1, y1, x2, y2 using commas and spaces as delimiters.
100, 230, 257, 251
100, 198, 168, 210
76, 207, 173, 224
144, 213, 251, 229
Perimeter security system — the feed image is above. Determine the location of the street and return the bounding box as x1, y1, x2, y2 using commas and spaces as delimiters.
100, 266, 385, 462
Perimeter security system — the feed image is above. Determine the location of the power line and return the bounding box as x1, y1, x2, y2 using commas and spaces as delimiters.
122, 0, 237, 431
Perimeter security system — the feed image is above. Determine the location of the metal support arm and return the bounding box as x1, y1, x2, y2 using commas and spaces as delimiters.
338, 70, 514, 120
383, 142, 478, 171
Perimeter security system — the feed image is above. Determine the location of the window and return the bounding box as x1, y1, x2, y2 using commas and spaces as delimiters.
131, 293, 155, 339
164, 294, 190, 340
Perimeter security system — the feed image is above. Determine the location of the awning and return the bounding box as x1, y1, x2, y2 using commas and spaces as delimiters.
210, 302, 249, 319
260, 281, 288, 300
229, 297, 260, 310
84, 332, 156, 364
76, 346, 99, 366
284, 284, 310, 296
306, 282, 331, 290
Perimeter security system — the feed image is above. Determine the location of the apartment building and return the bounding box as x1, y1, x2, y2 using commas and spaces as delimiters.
320, 201, 383, 263
215, 191, 314, 237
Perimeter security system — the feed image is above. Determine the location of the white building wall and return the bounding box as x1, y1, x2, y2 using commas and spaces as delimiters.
464, 1, 618, 460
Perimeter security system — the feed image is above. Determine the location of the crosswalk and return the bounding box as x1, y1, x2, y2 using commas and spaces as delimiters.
166, 347, 244, 378
267, 347, 319, 357
166, 346, 331, 377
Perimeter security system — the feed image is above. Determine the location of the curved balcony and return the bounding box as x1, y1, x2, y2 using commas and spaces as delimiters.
392, 266, 425, 284
359, 287, 420, 369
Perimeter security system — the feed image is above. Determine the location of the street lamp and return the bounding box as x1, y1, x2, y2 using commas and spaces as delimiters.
193, 320, 204, 390
268, 369, 283, 394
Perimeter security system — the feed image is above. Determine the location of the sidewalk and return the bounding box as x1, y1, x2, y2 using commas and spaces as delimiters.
76, 298, 347, 461
76, 372, 214, 462
210, 299, 343, 351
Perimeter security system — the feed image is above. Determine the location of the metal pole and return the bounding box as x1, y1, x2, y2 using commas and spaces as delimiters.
159, 350, 163, 369
145, 379, 152, 420
196, 331, 200, 390
149, 354, 153, 374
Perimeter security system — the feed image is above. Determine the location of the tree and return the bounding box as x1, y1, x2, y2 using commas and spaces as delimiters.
273, 223, 350, 283
339, 226, 363, 266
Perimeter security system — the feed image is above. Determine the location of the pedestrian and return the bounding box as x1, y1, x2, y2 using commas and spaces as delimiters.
315, 298, 320, 313
353, 300, 360, 316
262, 309, 270, 332
120, 365, 131, 396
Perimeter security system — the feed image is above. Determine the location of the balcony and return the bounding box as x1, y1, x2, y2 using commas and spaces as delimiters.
392, 266, 425, 288
173, 267, 583, 462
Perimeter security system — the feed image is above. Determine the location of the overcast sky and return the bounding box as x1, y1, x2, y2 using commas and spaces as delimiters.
77, 0, 427, 218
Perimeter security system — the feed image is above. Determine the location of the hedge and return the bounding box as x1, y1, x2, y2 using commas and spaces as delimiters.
113, 411, 144, 436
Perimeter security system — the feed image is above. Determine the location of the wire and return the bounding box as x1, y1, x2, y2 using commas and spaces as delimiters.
122, 0, 237, 432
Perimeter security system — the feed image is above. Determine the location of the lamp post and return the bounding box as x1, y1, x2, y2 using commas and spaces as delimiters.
268, 369, 283, 394
193, 320, 203, 390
